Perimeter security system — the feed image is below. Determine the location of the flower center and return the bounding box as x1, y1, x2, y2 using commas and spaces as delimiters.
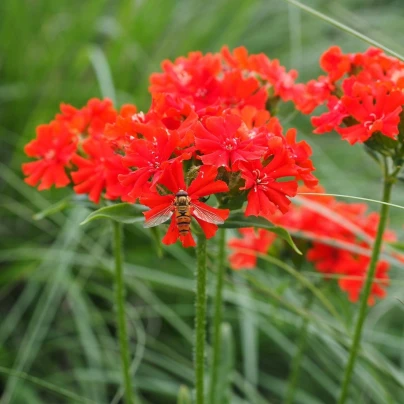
253, 169, 272, 189
364, 113, 379, 131
223, 137, 238, 150
195, 88, 207, 98
173, 65, 191, 86
44, 149, 55, 160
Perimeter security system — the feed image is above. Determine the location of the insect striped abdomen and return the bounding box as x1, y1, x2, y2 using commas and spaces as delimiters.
175, 194, 191, 235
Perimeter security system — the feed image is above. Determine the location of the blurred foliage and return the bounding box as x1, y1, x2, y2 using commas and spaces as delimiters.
2, 0, 404, 403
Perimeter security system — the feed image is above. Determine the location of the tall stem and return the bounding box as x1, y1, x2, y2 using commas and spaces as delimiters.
195, 233, 207, 404
113, 221, 135, 404
284, 293, 313, 404
209, 229, 226, 404
338, 165, 395, 404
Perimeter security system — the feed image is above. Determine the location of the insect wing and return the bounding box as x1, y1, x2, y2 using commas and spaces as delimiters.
143, 205, 173, 228
191, 203, 225, 225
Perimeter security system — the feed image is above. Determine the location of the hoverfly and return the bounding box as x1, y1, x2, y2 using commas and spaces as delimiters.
143, 189, 225, 235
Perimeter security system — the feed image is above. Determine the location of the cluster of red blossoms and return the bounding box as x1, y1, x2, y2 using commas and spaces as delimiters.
229, 186, 397, 305
22, 47, 318, 247
305, 46, 404, 145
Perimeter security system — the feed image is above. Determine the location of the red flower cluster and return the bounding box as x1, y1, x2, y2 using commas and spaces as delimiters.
22, 98, 132, 203
305, 46, 404, 145
228, 186, 396, 305
23, 47, 318, 247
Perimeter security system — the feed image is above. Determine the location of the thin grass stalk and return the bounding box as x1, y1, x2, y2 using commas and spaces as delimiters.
284, 293, 314, 404
112, 221, 135, 404
209, 228, 227, 404
195, 233, 207, 404
338, 161, 396, 404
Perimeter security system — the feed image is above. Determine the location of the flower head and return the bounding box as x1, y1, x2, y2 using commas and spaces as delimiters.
22, 122, 77, 190
239, 150, 298, 219
228, 228, 275, 269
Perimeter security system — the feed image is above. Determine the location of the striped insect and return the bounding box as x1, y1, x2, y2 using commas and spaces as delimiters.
143, 189, 225, 235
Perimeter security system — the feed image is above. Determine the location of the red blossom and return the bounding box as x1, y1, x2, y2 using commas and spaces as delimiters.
284, 129, 318, 188
320, 46, 352, 82
338, 257, 389, 305
228, 228, 276, 269
119, 127, 187, 201
337, 85, 404, 144
149, 52, 222, 111
311, 96, 348, 134
239, 150, 298, 219
194, 114, 267, 169
218, 70, 268, 110
71, 139, 130, 204
22, 122, 77, 190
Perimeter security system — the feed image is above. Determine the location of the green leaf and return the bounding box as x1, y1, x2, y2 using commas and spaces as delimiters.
177, 385, 192, 404
283, 0, 404, 62
216, 323, 234, 404
33, 199, 70, 220
80, 203, 146, 225
150, 226, 163, 258
388, 241, 404, 253
220, 212, 301, 255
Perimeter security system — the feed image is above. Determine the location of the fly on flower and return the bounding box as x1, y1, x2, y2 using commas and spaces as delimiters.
140, 161, 230, 247
143, 189, 226, 237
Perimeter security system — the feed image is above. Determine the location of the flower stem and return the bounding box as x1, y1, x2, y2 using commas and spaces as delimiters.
113, 221, 135, 404
338, 164, 395, 404
209, 229, 226, 404
284, 293, 313, 404
195, 233, 207, 404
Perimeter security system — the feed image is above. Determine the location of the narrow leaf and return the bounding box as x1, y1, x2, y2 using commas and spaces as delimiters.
150, 226, 163, 258
177, 385, 192, 404
80, 203, 146, 225
283, 0, 404, 61
216, 323, 234, 404
33, 199, 70, 220
0, 366, 96, 404
220, 212, 301, 254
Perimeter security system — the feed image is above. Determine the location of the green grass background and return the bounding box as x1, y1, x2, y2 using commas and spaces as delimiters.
2, 0, 404, 403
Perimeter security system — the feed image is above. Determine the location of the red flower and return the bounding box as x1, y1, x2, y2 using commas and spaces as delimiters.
284, 129, 318, 188
56, 98, 118, 140
71, 139, 129, 204
85, 98, 118, 139
228, 228, 275, 269
194, 114, 266, 169
337, 85, 404, 144
338, 257, 389, 305
311, 96, 348, 134
293, 77, 333, 114
232, 106, 271, 130
119, 128, 186, 201
320, 46, 352, 82
149, 52, 222, 111
22, 122, 77, 190
218, 70, 267, 110
239, 150, 298, 219
140, 161, 229, 247
248, 54, 299, 101
56, 103, 89, 134
104, 104, 141, 149
307, 243, 352, 276
221, 46, 250, 70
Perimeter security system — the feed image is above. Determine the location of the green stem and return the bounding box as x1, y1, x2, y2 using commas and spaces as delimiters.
284, 293, 314, 404
209, 229, 226, 404
113, 221, 135, 404
338, 164, 395, 404
195, 233, 207, 404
